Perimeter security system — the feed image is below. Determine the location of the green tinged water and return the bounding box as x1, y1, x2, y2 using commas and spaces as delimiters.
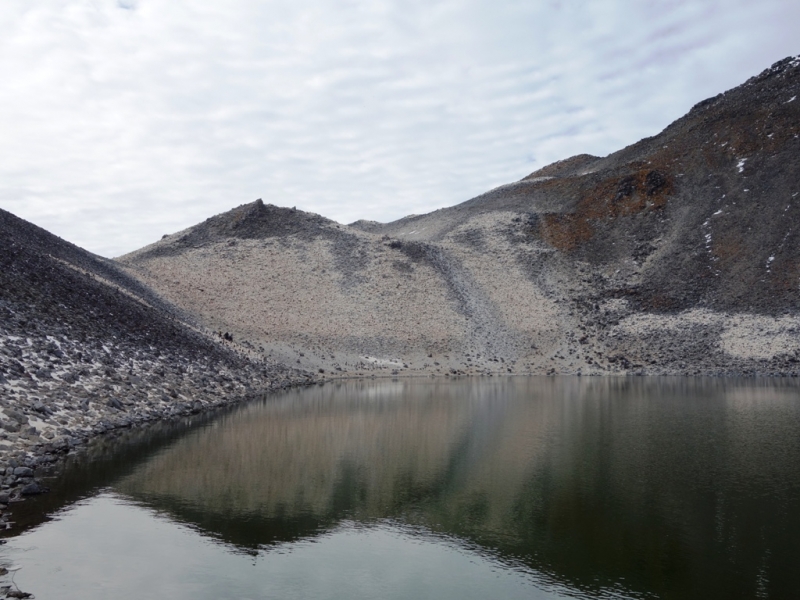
3, 377, 800, 599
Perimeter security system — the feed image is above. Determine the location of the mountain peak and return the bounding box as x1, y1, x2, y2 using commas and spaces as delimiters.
123, 199, 337, 260
205, 199, 333, 237
747, 55, 800, 86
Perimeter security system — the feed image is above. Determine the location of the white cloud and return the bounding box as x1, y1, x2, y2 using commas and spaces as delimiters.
0, 0, 797, 256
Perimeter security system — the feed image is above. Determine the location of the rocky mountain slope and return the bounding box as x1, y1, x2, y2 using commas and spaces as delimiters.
120, 57, 800, 379
0, 207, 309, 507
0, 56, 798, 510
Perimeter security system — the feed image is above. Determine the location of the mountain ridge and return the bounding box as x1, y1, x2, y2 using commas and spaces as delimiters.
118, 56, 800, 378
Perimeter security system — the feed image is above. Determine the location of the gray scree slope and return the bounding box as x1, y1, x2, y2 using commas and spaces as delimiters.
120, 57, 800, 378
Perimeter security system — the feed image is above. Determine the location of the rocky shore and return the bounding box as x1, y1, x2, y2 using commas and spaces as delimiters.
0, 318, 312, 524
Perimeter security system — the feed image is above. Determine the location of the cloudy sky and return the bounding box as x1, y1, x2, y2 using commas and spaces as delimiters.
1, 1, 797, 257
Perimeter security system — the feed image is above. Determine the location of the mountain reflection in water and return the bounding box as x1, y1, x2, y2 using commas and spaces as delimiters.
4, 378, 799, 599
105, 377, 800, 599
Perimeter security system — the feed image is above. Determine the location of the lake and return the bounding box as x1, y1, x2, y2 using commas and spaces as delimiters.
2, 377, 799, 599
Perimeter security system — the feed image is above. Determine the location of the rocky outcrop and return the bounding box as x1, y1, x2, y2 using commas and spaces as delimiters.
120, 57, 800, 379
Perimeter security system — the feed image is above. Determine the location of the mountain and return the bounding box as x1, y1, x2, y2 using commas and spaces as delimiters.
0, 206, 308, 504
119, 57, 800, 378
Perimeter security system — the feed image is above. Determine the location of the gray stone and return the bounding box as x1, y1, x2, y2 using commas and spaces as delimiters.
20, 482, 43, 495
1, 421, 20, 433
6, 409, 27, 424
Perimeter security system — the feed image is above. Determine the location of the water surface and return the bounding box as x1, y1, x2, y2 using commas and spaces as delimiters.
3, 377, 800, 599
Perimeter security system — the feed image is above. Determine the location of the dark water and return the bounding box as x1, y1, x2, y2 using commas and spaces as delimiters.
3, 377, 800, 599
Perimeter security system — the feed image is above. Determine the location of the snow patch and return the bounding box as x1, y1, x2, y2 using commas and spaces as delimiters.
736, 158, 747, 173
618, 310, 800, 360
361, 356, 404, 367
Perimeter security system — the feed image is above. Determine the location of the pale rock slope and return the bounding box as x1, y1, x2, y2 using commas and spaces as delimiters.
120, 57, 800, 378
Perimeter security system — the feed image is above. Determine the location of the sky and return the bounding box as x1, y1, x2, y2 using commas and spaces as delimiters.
0, 1, 797, 257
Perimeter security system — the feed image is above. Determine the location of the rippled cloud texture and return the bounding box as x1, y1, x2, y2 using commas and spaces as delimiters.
0, 1, 796, 256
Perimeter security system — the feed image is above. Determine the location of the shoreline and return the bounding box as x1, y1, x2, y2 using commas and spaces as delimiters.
0, 322, 316, 529
3, 366, 799, 531
0, 373, 317, 531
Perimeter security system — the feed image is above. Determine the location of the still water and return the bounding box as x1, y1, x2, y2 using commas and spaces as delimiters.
2, 377, 800, 599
